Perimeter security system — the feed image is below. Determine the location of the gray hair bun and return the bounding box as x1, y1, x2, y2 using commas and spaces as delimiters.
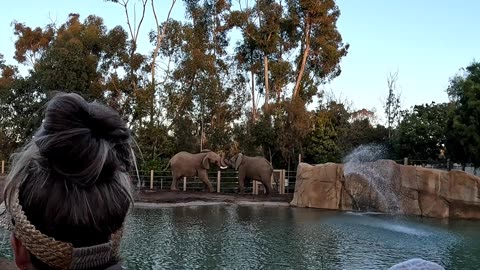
34, 92, 132, 187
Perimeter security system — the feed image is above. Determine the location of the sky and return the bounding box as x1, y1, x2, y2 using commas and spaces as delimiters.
1, 0, 479, 123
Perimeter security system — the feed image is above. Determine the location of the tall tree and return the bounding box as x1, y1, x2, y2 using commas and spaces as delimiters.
288, 0, 349, 101
161, 0, 245, 152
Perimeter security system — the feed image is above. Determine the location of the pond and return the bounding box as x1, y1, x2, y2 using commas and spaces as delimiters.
0, 205, 479, 269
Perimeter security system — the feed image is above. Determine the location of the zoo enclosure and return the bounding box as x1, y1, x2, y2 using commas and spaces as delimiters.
130, 169, 298, 194
0, 160, 298, 194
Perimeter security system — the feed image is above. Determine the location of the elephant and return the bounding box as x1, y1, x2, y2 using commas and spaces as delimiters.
229, 153, 276, 195
168, 150, 230, 192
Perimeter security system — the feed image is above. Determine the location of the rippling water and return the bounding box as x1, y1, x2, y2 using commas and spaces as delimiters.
1, 205, 479, 269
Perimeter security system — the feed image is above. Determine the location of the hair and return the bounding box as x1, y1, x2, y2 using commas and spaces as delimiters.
4, 92, 134, 269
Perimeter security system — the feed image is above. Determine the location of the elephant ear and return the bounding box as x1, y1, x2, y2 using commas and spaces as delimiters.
235, 153, 243, 171
202, 154, 211, 170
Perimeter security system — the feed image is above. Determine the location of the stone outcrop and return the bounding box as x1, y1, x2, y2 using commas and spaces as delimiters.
290, 160, 480, 219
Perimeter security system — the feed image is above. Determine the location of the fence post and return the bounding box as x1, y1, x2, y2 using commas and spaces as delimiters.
298, 154, 302, 164
217, 171, 221, 193
403, 157, 408, 166
160, 177, 163, 190
1, 160, 4, 174
183, 177, 187, 191
281, 169, 285, 194
150, 170, 154, 190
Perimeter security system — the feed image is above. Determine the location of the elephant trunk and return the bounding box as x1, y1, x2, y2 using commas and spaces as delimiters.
219, 158, 228, 169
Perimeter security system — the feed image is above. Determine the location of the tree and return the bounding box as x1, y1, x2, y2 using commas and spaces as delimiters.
288, 0, 349, 101
393, 102, 450, 161
445, 61, 480, 169
11, 22, 54, 69
228, 0, 283, 118
303, 106, 340, 164
161, 0, 245, 153
304, 99, 389, 164
384, 71, 401, 139
1, 14, 151, 159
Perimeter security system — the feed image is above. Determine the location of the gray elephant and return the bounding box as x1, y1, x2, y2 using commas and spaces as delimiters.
168, 150, 229, 192
229, 153, 276, 195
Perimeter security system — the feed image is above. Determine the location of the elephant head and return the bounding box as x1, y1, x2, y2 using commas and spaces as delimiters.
202, 151, 229, 170
229, 153, 275, 195
229, 153, 243, 171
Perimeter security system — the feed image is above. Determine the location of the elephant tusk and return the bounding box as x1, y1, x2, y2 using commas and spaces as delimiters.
220, 166, 228, 169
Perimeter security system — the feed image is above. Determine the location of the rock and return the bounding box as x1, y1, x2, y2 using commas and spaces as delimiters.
447, 170, 479, 202
416, 167, 442, 195
290, 163, 342, 209
418, 193, 449, 218
398, 187, 422, 216
290, 160, 480, 219
399, 165, 417, 190
388, 258, 445, 270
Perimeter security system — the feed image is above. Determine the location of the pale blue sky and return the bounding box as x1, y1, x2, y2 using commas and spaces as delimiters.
1, 1, 479, 123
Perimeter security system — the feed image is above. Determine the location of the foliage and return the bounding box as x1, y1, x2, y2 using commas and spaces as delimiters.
5, 2, 476, 172
393, 102, 450, 160
304, 101, 388, 164
445, 62, 480, 168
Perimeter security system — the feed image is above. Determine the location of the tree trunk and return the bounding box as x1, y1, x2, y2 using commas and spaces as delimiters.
251, 70, 256, 121
150, 0, 177, 123
292, 19, 311, 100
263, 55, 269, 111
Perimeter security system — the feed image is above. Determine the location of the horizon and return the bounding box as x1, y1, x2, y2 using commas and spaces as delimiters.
1, 0, 479, 124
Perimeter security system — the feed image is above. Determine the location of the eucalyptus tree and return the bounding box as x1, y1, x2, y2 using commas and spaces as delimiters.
160, 0, 246, 152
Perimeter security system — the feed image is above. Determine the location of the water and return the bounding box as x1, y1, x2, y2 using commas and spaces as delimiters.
343, 144, 401, 213
3, 205, 478, 269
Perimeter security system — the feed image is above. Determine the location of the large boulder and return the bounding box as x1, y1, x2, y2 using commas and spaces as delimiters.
290, 161, 480, 219
290, 163, 342, 209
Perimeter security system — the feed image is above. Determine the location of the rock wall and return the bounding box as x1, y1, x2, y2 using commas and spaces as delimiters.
290, 160, 480, 219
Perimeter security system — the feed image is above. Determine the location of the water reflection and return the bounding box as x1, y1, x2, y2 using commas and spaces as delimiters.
0, 206, 479, 269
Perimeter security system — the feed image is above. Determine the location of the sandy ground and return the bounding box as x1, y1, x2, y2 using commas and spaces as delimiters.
134, 189, 293, 204
0, 259, 15, 270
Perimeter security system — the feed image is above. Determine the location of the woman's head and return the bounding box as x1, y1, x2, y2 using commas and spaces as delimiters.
0, 92, 134, 269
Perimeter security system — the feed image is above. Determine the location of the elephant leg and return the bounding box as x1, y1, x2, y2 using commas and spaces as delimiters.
198, 170, 214, 193
171, 172, 179, 191
262, 175, 274, 195
238, 170, 246, 194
